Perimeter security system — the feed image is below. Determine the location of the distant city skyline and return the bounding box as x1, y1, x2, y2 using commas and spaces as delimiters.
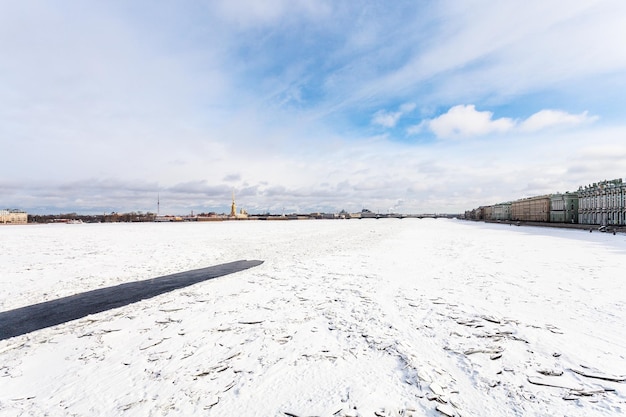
2, 1, 626, 215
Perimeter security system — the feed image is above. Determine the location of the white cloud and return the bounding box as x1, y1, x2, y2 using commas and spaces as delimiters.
213, 0, 330, 27
406, 121, 427, 136
520, 110, 598, 132
372, 110, 402, 128
421, 105, 514, 139
337, 1, 626, 113
412, 105, 598, 139
399, 102, 417, 113
371, 102, 416, 128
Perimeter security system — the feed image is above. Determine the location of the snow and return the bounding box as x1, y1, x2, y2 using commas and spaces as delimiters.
1, 219, 625, 416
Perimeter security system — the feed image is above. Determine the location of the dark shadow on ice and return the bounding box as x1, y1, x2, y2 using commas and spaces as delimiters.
0, 260, 264, 341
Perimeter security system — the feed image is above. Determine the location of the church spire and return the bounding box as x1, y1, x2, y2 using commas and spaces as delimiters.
230, 190, 237, 217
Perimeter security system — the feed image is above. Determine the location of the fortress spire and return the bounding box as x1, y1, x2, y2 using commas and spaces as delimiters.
230, 190, 237, 217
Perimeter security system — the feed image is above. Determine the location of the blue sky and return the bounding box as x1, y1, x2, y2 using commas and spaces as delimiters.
2, 0, 626, 214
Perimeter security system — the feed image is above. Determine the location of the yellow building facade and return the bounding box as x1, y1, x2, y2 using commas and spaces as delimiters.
1, 209, 28, 224
511, 195, 550, 222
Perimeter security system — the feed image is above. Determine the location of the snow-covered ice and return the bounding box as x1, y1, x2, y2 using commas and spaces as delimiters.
1, 219, 625, 416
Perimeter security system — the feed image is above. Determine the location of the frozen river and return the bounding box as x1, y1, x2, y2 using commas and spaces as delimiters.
1, 219, 625, 416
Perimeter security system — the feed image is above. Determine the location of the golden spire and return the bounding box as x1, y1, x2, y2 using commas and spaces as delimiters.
230, 190, 237, 217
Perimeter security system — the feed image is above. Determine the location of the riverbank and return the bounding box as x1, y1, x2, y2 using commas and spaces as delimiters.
481, 219, 625, 234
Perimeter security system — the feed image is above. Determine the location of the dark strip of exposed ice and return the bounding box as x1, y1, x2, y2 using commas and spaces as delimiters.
0, 260, 264, 341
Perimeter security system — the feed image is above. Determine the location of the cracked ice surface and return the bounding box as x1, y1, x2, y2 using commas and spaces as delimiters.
1, 219, 625, 416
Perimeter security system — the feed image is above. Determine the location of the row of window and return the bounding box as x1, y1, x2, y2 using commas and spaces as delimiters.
579, 196, 626, 209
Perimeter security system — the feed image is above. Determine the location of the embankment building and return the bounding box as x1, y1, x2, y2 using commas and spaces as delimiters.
511, 195, 550, 222
578, 179, 626, 226
1, 209, 27, 224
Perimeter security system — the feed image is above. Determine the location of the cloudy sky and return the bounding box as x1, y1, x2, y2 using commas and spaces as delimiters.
2, 1, 626, 215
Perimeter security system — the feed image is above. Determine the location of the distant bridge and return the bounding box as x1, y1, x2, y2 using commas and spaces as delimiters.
359, 213, 459, 219
397, 213, 458, 219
